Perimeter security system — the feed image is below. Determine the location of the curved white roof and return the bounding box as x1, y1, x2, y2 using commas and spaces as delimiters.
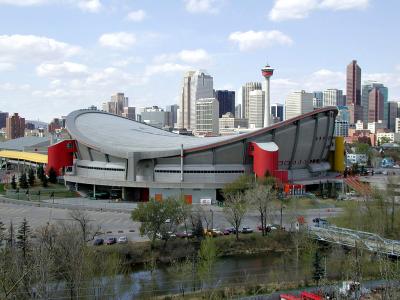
66, 110, 232, 157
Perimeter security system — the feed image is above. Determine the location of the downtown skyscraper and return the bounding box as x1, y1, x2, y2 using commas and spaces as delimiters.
346, 60, 362, 123
177, 70, 214, 130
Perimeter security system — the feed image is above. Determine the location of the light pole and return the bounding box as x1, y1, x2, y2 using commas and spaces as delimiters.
210, 209, 214, 230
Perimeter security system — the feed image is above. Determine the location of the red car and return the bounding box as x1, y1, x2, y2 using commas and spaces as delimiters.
105, 237, 117, 245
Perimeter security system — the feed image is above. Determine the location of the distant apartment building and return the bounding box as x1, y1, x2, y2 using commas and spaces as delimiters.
215, 90, 235, 117
6, 113, 25, 140
140, 106, 170, 128
395, 118, 400, 133
377, 132, 400, 144
48, 118, 64, 133
219, 112, 248, 132
271, 103, 284, 122
121, 107, 136, 120
177, 70, 214, 130
285, 90, 313, 120
242, 82, 262, 119
195, 98, 219, 135
346, 60, 362, 123
368, 121, 385, 134
313, 91, 323, 109
323, 89, 343, 107
166, 104, 178, 127
0, 111, 9, 129
334, 106, 350, 137
347, 153, 368, 166
248, 90, 265, 128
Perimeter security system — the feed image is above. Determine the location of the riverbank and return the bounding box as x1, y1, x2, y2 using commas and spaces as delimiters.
96, 231, 294, 267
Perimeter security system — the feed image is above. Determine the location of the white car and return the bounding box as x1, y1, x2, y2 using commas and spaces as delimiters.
117, 236, 128, 244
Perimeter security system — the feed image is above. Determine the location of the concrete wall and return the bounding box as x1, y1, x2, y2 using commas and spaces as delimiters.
149, 187, 217, 204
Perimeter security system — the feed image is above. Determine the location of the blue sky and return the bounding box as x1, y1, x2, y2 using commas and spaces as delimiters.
0, 0, 399, 121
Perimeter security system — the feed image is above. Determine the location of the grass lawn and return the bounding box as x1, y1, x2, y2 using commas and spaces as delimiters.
2, 183, 79, 200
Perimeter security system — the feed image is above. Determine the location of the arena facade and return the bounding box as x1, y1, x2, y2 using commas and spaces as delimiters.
49, 107, 343, 203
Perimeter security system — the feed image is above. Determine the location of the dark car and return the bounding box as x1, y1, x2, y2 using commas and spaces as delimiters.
223, 229, 231, 235
241, 227, 253, 234
312, 218, 329, 227
105, 237, 117, 245
176, 231, 193, 238
225, 227, 237, 234
93, 238, 104, 246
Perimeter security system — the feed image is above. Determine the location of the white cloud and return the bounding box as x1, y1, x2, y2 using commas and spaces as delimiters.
111, 56, 143, 67
269, 0, 369, 21
228, 30, 293, 51
155, 49, 211, 65
0, 82, 30, 91
99, 32, 136, 49
0, 0, 103, 12
86, 67, 146, 86
145, 63, 191, 77
0, 34, 80, 62
184, 0, 221, 14
320, 0, 369, 10
36, 61, 88, 77
305, 69, 346, 90
0, 62, 14, 71
126, 9, 146, 22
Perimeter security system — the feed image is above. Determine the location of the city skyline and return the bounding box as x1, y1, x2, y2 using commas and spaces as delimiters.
1, 0, 400, 121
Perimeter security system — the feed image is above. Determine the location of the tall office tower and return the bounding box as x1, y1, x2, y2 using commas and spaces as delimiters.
248, 90, 265, 128
323, 89, 343, 107
215, 90, 235, 117
346, 60, 362, 123
368, 87, 384, 123
6, 113, 25, 140
361, 81, 388, 126
166, 104, 178, 127
235, 104, 242, 118
388, 101, 399, 132
0, 111, 9, 129
140, 106, 170, 128
177, 70, 214, 130
261, 64, 274, 127
241, 82, 262, 119
285, 90, 313, 120
195, 98, 219, 135
270, 103, 284, 122
121, 107, 136, 120
313, 91, 323, 109
103, 92, 129, 116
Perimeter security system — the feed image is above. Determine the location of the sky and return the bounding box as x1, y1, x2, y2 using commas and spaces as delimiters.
0, 0, 399, 122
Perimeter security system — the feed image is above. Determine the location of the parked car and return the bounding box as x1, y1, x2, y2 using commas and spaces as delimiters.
225, 227, 237, 234
241, 227, 253, 234
312, 218, 329, 227
105, 237, 117, 245
118, 236, 128, 244
93, 238, 104, 246
223, 229, 231, 235
176, 231, 193, 238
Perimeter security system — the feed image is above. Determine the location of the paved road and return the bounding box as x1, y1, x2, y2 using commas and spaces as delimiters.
0, 195, 342, 243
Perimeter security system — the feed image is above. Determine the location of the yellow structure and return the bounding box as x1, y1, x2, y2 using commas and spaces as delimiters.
0, 150, 48, 164
333, 136, 345, 172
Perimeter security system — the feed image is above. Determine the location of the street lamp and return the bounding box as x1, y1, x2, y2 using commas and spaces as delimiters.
210, 209, 214, 230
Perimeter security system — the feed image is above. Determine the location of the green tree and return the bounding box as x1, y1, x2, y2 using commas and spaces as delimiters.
354, 142, 371, 155
312, 250, 324, 286
19, 173, 28, 189
37, 165, 45, 181
16, 218, 31, 263
41, 173, 48, 188
379, 136, 392, 145
28, 169, 35, 187
48, 167, 58, 184
197, 237, 217, 289
131, 197, 188, 247
11, 175, 17, 190
222, 174, 254, 197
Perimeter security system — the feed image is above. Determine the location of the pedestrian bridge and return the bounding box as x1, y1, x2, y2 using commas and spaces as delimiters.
0, 150, 48, 165
308, 225, 400, 256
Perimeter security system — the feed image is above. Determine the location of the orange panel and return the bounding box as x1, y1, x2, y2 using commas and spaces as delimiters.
155, 194, 162, 202
184, 195, 192, 205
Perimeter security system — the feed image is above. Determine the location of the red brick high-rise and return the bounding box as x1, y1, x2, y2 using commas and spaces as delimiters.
368, 87, 384, 123
6, 113, 25, 140
346, 60, 362, 123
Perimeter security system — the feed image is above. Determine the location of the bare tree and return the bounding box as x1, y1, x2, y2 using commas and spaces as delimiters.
69, 209, 101, 243
223, 192, 248, 240
246, 183, 277, 236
